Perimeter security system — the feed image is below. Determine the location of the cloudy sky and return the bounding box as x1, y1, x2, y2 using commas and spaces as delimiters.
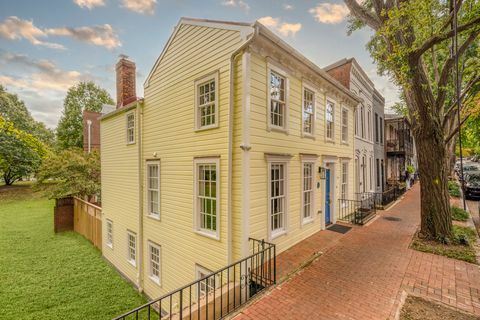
0, 0, 400, 128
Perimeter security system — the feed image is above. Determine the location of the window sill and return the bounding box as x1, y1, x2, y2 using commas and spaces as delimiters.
149, 276, 161, 286
301, 217, 315, 226
341, 141, 349, 146
195, 229, 220, 241
302, 133, 315, 140
268, 126, 288, 135
147, 214, 160, 221
126, 142, 136, 146
325, 138, 335, 144
195, 124, 219, 132
270, 229, 287, 240
106, 243, 113, 249
128, 259, 136, 268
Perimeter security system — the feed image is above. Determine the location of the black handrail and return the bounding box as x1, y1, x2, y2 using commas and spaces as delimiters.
338, 195, 377, 225
113, 238, 276, 320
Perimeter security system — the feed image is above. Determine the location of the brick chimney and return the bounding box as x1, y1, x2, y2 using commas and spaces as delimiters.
116, 55, 137, 109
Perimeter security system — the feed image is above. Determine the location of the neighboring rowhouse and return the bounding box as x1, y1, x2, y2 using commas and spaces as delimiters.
384, 114, 416, 185
100, 18, 360, 300
324, 58, 386, 194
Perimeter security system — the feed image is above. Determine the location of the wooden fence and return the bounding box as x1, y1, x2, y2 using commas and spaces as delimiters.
73, 197, 102, 250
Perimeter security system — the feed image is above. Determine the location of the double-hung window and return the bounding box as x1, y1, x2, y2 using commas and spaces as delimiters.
195, 73, 218, 130
326, 100, 334, 140
269, 71, 286, 130
341, 108, 348, 143
106, 219, 113, 248
269, 163, 286, 235
302, 162, 314, 222
302, 88, 314, 136
375, 113, 379, 143
195, 158, 219, 238
341, 162, 348, 206
127, 231, 137, 267
147, 161, 160, 218
148, 242, 161, 284
126, 112, 135, 144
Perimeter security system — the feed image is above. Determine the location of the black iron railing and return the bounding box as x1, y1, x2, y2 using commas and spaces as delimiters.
338, 195, 377, 225
355, 185, 407, 209
113, 238, 276, 320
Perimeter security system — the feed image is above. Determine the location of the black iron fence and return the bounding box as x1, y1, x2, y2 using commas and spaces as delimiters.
338, 195, 377, 225
355, 185, 407, 209
113, 238, 276, 320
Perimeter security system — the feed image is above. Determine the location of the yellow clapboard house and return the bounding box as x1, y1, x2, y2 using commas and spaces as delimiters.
100, 18, 360, 302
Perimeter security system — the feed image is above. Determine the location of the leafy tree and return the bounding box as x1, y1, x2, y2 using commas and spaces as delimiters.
345, 0, 480, 241
0, 116, 47, 185
0, 85, 55, 146
56, 82, 114, 150
36, 148, 100, 199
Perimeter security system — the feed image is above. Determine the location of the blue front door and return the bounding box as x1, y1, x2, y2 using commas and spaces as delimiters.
325, 169, 331, 225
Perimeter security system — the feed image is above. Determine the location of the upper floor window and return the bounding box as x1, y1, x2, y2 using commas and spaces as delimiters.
195, 73, 218, 130
375, 113, 379, 143
126, 112, 135, 144
194, 158, 219, 238
360, 106, 365, 138
367, 110, 372, 141
269, 71, 286, 129
341, 108, 348, 143
147, 161, 160, 218
379, 117, 384, 144
326, 100, 334, 140
302, 88, 314, 136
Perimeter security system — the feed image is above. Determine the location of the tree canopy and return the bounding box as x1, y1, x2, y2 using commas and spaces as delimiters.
0, 116, 48, 185
0, 85, 55, 146
56, 81, 114, 150
36, 148, 100, 199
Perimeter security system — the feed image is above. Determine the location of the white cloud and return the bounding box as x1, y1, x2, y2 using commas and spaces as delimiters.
73, 0, 106, 9
258, 16, 302, 37
221, 0, 250, 12
121, 0, 157, 15
309, 3, 350, 24
0, 16, 65, 50
283, 4, 294, 10
47, 24, 121, 49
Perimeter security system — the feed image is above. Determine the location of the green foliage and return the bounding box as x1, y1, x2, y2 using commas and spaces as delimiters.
448, 180, 461, 197
36, 148, 100, 199
0, 116, 48, 185
0, 186, 147, 319
0, 85, 55, 146
56, 82, 114, 150
407, 164, 415, 174
451, 206, 469, 221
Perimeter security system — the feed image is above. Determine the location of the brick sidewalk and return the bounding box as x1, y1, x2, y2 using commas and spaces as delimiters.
234, 184, 480, 320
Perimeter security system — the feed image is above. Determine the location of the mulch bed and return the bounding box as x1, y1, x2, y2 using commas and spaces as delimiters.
400, 296, 479, 320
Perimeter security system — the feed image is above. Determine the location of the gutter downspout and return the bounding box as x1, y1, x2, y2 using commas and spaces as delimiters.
227, 25, 258, 263
137, 101, 144, 292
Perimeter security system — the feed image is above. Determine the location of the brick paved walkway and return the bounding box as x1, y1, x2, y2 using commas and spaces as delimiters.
234, 184, 480, 320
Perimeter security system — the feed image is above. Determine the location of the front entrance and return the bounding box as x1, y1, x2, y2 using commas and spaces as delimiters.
325, 168, 331, 225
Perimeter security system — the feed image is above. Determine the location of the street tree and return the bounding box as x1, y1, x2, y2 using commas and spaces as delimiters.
345, 0, 480, 241
56, 81, 114, 150
0, 116, 47, 185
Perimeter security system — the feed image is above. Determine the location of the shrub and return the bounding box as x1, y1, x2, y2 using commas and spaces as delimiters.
448, 180, 461, 197
451, 206, 469, 221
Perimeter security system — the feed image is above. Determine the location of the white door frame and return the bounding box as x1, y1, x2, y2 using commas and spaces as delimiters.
322, 156, 337, 229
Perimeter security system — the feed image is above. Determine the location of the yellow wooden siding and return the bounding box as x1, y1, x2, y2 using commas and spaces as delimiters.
247, 52, 356, 254
141, 24, 244, 298
101, 108, 140, 286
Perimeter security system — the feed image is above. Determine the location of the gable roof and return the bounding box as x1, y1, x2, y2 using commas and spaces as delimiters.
144, 17, 361, 104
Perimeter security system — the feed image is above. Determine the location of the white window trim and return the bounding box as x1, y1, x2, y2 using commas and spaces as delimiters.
195, 264, 218, 296
301, 83, 316, 139
341, 161, 349, 208
106, 219, 113, 249
341, 106, 349, 144
126, 111, 135, 145
325, 97, 336, 142
267, 63, 289, 134
148, 241, 162, 285
266, 154, 291, 240
146, 160, 161, 220
193, 157, 220, 240
301, 157, 316, 225
127, 230, 137, 267
194, 72, 219, 131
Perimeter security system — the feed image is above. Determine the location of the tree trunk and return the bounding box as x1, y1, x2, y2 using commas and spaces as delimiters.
412, 112, 453, 241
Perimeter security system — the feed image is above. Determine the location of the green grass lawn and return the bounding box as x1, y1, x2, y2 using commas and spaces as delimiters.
0, 184, 146, 320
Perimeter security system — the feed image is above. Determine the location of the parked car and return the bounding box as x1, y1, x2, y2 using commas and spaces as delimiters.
464, 171, 480, 200
456, 162, 480, 175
